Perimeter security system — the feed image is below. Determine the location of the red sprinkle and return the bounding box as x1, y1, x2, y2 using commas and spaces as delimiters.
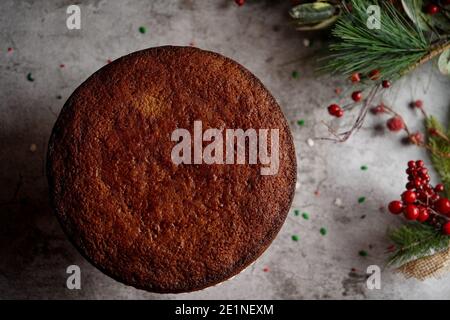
263, 267, 269, 272
7, 47, 13, 53
59, 64, 65, 68
314, 190, 320, 196
107, 59, 112, 64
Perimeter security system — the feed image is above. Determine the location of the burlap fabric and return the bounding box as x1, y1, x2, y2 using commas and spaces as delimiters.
397, 248, 450, 280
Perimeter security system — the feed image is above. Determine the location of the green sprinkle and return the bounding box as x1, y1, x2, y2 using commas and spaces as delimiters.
26, 73, 34, 82
294, 209, 300, 216
297, 119, 305, 126
358, 197, 366, 204
359, 250, 368, 257
360, 165, 368, 171
139, 26, 147, 34
320, 227, 327, 236
292, 70, 299, 79
291, 235, 299, 242
302, 212, 309, 220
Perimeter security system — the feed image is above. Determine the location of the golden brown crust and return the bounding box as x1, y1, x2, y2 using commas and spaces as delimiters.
47, 46, 296, 293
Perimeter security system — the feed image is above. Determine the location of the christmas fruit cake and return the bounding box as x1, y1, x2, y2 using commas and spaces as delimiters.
47, 46, 296, 293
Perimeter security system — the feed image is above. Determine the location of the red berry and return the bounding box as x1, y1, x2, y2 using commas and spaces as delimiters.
424, 186, 434, 195
235, 0, 245, 6
351, 91, 362, 102
428, 128, 439, 136
402, 190, 417, 204
414, 179, 423, 188
435, 183, 445, 193
409, 132, 423, 144
417, 191, 427, 202
386, 116, 404, 132
388, 200, 403, 214
406, 182, 414, 190
328, 104, 343, 117
435, 198, 450, 216
414, 99, 423, 108
350, 73, 361, 83
431, 193, 440, 202
416, 160, 424, 167
328, 104, 340, 114
425, 4, 440, 15
368, 69, 381, 80
417, 207, 430, 222
443, 222, 450, 235
370, 104, 385, 115
382, 80, 391, 88
404, 204, 419, 220
407, 160, 416, 168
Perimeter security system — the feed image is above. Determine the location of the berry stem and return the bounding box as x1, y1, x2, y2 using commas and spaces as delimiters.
382, 105, 450, 159
321, 85, 379, 142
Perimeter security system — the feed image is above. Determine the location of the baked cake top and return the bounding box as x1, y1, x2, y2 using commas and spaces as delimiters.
47, 46, 296, 293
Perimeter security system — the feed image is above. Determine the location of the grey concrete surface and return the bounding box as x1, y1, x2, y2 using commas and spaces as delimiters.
1, 0, 449, 299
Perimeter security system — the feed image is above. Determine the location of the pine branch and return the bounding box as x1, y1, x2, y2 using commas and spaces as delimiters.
322, 0, 445, 81
388, 222, 450, 266
403, 41, 450, 75
426, 116, 450, 198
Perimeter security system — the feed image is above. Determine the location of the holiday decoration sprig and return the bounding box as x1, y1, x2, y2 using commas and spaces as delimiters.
387, 160, 450, 266
319, 0, 450, 145
309, 0, 450, 273
388, 221, 450, 266
324, 0, 431, 82
385, 113, 450, 268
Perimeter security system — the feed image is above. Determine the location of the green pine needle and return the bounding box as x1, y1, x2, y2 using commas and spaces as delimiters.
388, 222, 450, 266
426, 116, 450, 198
323, 0, 429, 81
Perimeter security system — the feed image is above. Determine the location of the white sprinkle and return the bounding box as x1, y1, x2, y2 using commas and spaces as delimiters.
334, 198, 343, 207
29, 144, 37, 152
303, 38, 311, 47
307, 138, 314, 147
295, 181, 300, 190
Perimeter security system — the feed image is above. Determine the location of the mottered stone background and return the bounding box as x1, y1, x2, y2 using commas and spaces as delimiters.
1, 0, 449, 299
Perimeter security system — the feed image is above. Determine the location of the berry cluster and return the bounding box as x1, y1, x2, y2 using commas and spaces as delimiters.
326, 64, 427, 144
327, 69, 390, 118
388, 160, 450, 235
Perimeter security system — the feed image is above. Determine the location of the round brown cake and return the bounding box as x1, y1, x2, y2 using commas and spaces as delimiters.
47, 46, 296, 293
